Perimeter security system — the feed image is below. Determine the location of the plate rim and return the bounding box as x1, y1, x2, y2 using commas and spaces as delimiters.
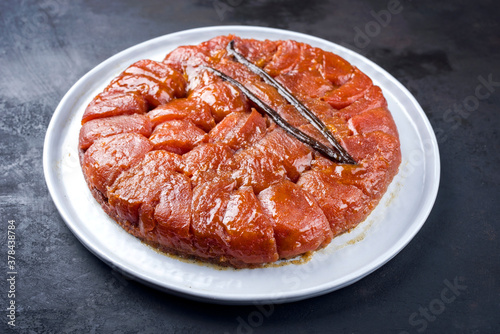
43, 25, 440, 304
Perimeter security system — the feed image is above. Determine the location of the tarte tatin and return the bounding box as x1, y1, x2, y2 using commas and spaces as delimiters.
78, 35, 401, 268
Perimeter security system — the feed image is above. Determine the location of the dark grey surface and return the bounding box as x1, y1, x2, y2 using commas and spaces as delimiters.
1, 0, 499, 333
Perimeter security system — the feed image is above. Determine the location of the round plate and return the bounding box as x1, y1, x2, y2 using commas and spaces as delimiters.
43, 26, 440, 304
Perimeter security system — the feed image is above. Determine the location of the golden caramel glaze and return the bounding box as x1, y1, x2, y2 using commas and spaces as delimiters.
79, 35, 401, 268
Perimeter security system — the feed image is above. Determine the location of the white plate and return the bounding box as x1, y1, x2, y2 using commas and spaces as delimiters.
43, 26, 440, 304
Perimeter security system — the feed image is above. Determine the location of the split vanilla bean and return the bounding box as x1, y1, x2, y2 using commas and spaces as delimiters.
226, 40, 356, 165
202, 66, 352, 164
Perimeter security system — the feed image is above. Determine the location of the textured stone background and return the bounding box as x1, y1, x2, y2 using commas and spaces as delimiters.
0, 0, 498, 333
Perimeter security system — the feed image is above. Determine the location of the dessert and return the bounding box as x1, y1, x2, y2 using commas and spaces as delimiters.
78, 35, 401, 268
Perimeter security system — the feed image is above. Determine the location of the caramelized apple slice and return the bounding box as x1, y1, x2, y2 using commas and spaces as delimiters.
82, 91, 147, 124
79, 114, 152, 150
82, 133, 152, 195
258, 180, 332, 258
323, 68, 373, 109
